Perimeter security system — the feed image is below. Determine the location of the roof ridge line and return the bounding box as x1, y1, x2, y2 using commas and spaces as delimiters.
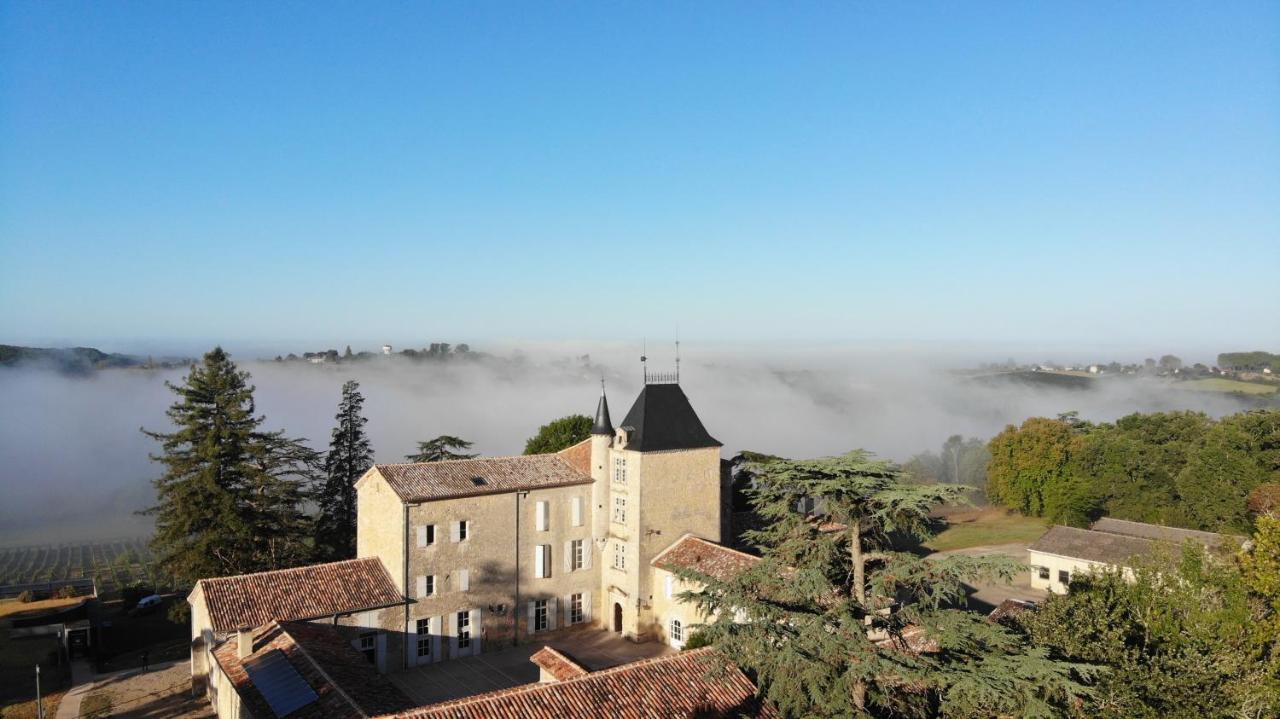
199, 556, 376, 585
381, 648, 717, 716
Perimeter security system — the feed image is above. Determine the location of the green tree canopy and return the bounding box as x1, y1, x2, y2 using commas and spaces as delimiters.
143, 347, 319, 582
1017, 525, 1280, 717
407, 435, 477, 463
523, 414, 592, 454
681, 450, 1094, 718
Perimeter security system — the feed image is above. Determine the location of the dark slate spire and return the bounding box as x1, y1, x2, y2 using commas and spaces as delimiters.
591, 379, 614, 436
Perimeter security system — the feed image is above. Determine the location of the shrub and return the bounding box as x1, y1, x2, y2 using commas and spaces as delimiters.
53, 585, 78, 599
81, 692, 113, 719
681, 630, 713, 650
120, 584, 155, 611
17, 590, 36, 603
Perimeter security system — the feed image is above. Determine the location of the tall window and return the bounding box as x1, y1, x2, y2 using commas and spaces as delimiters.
670, 618, 684, 644
570, 593, 584, 624
613, 542, 627, 571
571, 539, 585, 571
456, 611, 471, 649
458, 520, 469, 541
416, 618, 431, 658
534, 599, 549, 632
425, 575, 435, 596
612, 496, 627, 524
613, 457, 627, 484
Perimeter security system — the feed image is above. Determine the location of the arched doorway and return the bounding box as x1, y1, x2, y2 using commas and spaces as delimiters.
613, 602, 623, 633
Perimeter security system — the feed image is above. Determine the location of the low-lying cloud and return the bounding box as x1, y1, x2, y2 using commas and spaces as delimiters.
0, 345, 1266, 545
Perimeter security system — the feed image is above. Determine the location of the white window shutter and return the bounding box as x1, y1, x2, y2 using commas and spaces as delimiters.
431, 616, 442, 662
471, 609, 482, 655
450, 522, 460, 543
665, 574, 674, 599
544, 545, 552, 578
416, 525, 427, 548
571, 497, 582, 527
527, 601, 535, 634
448, 613, 458, 656
534, 545, 545, 578
563, 595, 573, 626
416, 575, 427, 598
583, 591, 592, 622
458, 569, 470, 592
563, 541, 573, 573
583, 541, 593, 570
535, 501, 548, 532
547, 597, 558, 631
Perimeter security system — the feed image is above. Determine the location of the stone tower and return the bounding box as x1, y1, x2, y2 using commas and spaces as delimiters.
593, 380, 722, 640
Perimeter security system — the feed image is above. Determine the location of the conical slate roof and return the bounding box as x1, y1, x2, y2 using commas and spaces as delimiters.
618, 384, 721, 452
591, 391, 614, 436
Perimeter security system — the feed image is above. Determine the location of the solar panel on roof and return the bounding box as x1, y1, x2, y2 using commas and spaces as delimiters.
242, 648, 318, 717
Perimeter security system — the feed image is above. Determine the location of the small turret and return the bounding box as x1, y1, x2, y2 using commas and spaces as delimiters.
591, 380, 614, 436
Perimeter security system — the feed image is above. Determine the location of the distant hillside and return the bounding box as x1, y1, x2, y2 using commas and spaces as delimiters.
0, 345, 187, 374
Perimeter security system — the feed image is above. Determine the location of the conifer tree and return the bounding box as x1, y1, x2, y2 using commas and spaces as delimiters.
143, 347, 261, 582
680, 450, 1095, 718
406, 435, 476, 463
247, 431, 322, 569
316, 380, 373, 561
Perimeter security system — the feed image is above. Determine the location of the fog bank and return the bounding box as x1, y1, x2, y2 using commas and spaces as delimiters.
0, 346, 1266, 545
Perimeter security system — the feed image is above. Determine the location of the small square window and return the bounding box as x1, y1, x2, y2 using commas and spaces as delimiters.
1037, 566, 1049, 580
1058, 570, 1070, 585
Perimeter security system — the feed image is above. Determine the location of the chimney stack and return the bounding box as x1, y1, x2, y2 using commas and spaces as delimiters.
237, 630, 254, 659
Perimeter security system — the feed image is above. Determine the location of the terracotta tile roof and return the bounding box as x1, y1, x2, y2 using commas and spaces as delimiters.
557, 439, 593, 476
213, 621, 416, 718
986, 598, 1037, 624
1089, 517, 1235, 548
382, 648, 775, 719
370, 454, 593, 503
1028, 525, 1162, 566
530, 646, 589, 682
194, 558, 403, 632
652, 534, 761, 582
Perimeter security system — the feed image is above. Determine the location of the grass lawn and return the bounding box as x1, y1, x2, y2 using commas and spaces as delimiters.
925, 507, 1049, 552
0, 689, 65, 719
0, 597, 84, 620
1182, 378, 1278, 395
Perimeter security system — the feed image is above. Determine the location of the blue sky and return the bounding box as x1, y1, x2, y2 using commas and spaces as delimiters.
1, 2, 1277, 357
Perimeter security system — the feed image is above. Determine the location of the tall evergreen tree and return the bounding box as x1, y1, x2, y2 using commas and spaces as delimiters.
680, 451, 1095, 718
143, 347, 261, 582
406, 435, 476, 463
247, 431, 322, 569
316, 380, 373, 561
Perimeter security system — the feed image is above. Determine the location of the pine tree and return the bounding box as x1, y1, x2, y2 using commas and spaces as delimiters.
143, 347, 261, 582
316, 380, 373, 561
680, 450, 1096, 718
246, 431, 322, 569
406, 435, 476, 463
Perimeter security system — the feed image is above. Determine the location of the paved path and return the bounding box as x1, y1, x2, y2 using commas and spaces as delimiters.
54, 658, 188, 719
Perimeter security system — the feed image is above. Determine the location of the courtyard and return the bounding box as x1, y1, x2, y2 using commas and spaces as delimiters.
388, 627, 675, 705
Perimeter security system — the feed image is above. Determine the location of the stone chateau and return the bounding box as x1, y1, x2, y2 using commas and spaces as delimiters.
187, 379, 774, 718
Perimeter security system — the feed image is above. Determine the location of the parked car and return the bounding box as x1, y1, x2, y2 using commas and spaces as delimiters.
129, 594, 163, 615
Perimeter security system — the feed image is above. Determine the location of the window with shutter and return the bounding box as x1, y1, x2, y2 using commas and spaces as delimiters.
535, 501, 548, 531
569, 593, 584, 624
533, 599, 548, 632
426, 575, 435, 596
